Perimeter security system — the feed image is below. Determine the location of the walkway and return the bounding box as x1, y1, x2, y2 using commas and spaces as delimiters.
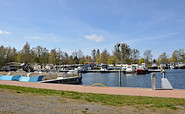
0, 80, 185, 99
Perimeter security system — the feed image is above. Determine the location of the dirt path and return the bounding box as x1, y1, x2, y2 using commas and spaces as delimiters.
0, 80, 185, 99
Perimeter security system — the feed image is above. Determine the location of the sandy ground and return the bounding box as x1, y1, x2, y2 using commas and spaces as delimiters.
1, 88, 185, 114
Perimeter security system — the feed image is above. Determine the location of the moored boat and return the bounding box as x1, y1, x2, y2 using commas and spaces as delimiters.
125, 65, 135, 73
136, 69, 148, 75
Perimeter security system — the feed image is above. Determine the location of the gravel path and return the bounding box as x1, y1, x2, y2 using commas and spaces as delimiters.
0, 88, 132, 114
0, 80, 185, 99
1, 88, 184, 114
0, 81, 185, 113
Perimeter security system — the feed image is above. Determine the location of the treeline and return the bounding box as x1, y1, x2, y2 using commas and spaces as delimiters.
0, 42, 185, 67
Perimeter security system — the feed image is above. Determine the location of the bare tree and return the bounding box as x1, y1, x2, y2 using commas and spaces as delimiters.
91, 49, 96, 61
130, 49, 140, 63
172, 49, 184, 62
143, 50, 153, 65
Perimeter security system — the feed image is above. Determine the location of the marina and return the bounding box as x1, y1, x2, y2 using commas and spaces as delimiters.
0, 65, 184, 89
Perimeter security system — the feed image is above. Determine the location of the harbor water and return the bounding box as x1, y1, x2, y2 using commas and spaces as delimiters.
81, 69, 185, 89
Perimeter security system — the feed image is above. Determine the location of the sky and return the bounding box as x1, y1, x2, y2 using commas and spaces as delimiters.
0, 0, 185, 59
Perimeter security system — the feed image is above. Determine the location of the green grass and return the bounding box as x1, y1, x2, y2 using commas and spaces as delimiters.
0, 84, 185, 110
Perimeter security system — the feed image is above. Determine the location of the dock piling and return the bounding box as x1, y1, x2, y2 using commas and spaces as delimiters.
151, 73, 156, 90
119, 70, 121, 87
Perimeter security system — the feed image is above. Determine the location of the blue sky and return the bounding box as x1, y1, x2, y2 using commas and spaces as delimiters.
0, 0, 185, 59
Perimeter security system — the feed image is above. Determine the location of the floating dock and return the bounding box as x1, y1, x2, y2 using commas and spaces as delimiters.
59, 69, 160, 73
0, 71, 82, 84
39, 76, 82, 84
86, 70, 125, 73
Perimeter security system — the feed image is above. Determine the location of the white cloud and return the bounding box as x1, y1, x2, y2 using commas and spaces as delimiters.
0, 30, 11, 35
30, 36, 43, 39
84, 34, 104, 42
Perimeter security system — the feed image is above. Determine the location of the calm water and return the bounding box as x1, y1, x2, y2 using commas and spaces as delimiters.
81, 69, 185, 89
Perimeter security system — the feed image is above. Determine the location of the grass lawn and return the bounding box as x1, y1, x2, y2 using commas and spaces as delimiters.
0, 84, 185, 111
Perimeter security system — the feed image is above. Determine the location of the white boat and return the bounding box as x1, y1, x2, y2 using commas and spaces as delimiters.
100, 67, 107, 71
125, 65, 135, 73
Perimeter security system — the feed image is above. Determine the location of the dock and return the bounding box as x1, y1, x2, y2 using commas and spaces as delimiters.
0, 71, 82, 84
39, 76, 82, 84
59, 69, 160, 73
86, 70, 125, 73
161, 78, 173, 90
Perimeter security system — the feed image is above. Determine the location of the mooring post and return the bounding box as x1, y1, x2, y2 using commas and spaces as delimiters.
77, 70, 81, 77
119, 69, 121, 86
77, 70, 79, 77
151, 73, 156, 90
80, 72, 82, 77
161, 69, 166, 78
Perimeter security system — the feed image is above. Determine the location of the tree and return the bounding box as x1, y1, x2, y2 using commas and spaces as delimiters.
113, 43, 131, 64
32, 46, 42, 63
0, 46, 6, 67
10, 47, 17, 62
107, 55, 116, 65
158, 52, 168, 64
100, 49, 110, 64
91, 49, 96, 61
73, 56, 79, 64
172, 49, 184, 62
130, 49, 140, 63
113, 43, 121, 63
16, 52, 21, 62
120, 43, 131, 63
40, 47, 49, 65
96, 49, 101, 64
72, 49, 84, 64
5, 46, 11, 63
139, 58, 145, 64
64, 52, 69, 64
143, 50, 153, 65
68, 55, 73, 64
21, 42, 31, 63
30, 50, 36, 63
77, 49, 84, 64
49, 49, 58, 65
